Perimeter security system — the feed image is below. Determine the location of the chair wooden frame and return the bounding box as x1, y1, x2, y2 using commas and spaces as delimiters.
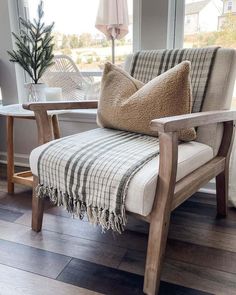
23, 101, 236, 295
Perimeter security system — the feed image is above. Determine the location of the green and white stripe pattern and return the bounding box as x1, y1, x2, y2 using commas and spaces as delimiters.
130, 47, 219, 113
37, 128, 159, 233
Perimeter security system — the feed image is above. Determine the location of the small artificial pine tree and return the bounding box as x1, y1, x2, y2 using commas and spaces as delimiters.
8, 1, 54, 84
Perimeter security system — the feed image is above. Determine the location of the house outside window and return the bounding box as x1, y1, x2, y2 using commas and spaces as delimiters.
221, 0, 236, 14
184, 0, 222, 36
184, 0, 236, 108
228, 0, 233, 11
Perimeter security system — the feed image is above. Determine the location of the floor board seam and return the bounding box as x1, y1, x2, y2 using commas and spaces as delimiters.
55, 257, 73, 280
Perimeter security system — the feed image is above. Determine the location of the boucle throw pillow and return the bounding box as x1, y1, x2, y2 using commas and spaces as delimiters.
97, 61, 196, 141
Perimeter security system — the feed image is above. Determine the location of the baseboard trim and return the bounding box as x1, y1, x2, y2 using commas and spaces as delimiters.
199, 181, 216, 195
0, 152, 30, 168
199, 187, 216, 195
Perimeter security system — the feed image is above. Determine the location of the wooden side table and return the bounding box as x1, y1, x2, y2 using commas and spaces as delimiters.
0, 104, 67, 193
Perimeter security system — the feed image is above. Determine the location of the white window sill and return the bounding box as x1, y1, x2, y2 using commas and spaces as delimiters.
58, 109, 97, 123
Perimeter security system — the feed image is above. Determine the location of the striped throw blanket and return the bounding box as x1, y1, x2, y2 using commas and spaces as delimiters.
130, 47, 219, 113
37, 129, 159, 233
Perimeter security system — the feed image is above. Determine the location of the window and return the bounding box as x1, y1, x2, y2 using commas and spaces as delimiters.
184, 0, 236, 108
228, 0, 233, 11
185, 15, 191, 24
0, 88, 2, 106
27, 0, 133, 73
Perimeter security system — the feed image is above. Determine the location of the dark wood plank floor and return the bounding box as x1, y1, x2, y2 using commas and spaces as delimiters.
1, 164, 236, 294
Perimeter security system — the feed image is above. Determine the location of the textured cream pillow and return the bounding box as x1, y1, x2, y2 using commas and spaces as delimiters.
97, 61, 196, 141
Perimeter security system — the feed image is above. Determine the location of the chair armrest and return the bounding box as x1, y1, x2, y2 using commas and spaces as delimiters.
150, 110, 236, 133
23, 101, 98, 145
23, 100, 98, 111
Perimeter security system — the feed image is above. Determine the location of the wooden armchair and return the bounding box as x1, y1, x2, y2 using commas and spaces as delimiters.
24, 48, 236, 295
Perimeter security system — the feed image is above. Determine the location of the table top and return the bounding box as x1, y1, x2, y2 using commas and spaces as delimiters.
0, 104, 70, 117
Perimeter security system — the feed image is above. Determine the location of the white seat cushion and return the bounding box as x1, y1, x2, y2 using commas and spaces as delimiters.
30, 133, 213, 216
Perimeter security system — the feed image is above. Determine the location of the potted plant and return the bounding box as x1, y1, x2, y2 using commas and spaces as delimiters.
7, 1, 54, 101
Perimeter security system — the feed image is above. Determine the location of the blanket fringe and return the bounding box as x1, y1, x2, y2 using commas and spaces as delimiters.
36, 184, 127, 234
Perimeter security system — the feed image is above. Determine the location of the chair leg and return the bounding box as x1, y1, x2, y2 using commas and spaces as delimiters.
143, 207, 172, 295
216, 121, 234, 217
143, 131, 178, 295
216, 165, 229, 217
31, 176, 44, 232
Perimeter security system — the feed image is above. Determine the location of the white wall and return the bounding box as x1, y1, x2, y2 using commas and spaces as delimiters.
0, 0, 27, 106
0, 0, 19, 105
134, 0, 185, 49
139, 0, 171, 50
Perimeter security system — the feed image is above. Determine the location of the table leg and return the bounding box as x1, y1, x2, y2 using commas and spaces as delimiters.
52, 115, 61, 139
7, 116, 14, 193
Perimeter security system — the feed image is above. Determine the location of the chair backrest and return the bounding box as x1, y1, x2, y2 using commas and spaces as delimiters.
124, 48, 236, 155
41, 55, 91, 100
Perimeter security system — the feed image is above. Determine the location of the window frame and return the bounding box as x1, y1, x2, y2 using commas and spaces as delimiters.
171, 0, 185, 48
